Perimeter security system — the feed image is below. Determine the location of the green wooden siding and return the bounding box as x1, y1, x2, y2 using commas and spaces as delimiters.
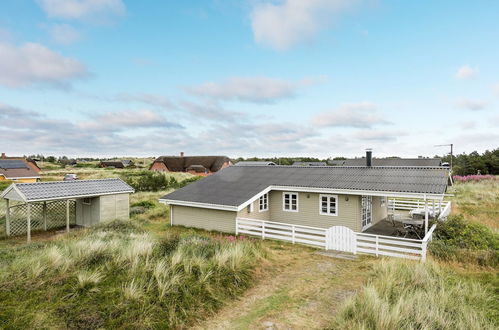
172, 205, 236, 233
268, 191, 362, 231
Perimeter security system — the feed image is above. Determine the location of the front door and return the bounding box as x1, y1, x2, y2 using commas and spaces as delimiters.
361, 196, 372, 230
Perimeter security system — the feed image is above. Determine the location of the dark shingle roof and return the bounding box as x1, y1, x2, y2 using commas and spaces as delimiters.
235, 161, 276, 166
161, 166, 449, 207
152, 156, 231, 172
329, 158, 442, 167
0, 159, 40, 179
292, 162, 328, 166
2, 178, 134, 202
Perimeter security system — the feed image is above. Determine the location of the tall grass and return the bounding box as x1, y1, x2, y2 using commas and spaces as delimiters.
331, 259, 497, 330
0, 220, 266, 329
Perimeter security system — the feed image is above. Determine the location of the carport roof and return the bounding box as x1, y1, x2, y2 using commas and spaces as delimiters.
1, 178, 134, 202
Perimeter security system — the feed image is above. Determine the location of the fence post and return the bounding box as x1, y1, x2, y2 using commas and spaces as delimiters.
375, 235, 379, 257
27, 203, 31, 243
5, 199, 10, 236
292, 225, 296, 244
421, 241, 427, 263
261, 221, 265, 240
66, 200, 70, 233
43, 201, 47, 231
235, 218, 239, 236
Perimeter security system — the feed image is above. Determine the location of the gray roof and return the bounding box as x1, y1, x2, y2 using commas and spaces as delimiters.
235, 161, 276, 166
292, 162, 328, 166
0, 159, 29, 169
1, 178, 134, 202
161, 166, 449, 208
329, 158, 442, 167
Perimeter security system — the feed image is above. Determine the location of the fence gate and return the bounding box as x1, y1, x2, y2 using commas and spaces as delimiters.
327, 226, 356, 253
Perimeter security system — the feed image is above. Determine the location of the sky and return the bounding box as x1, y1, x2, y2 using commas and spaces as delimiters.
0, 0, 498, 159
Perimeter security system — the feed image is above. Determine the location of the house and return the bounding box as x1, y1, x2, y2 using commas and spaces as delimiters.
292, 161, 328, 166
150, 153, 232, 176
235, 161, 277, 166
100, 161, 126, 169
0, 159, 41, 183
121, 159, 134, 167
329, 157, 442, 167
1, 179, 134, 241
160, 151, 450, 260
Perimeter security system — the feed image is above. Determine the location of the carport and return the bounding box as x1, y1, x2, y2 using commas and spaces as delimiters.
1, 178, 134, 242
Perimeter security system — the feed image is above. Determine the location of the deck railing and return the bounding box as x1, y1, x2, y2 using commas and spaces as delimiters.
236, 218, 437, 262
388, 198, 451, 220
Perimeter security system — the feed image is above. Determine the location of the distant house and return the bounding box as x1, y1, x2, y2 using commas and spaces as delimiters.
235, 161, 276, 166
329, 157, 443, 167
150, 153, 232, 176
1, 153, 40, 173
99, 161, 126, 169
0, 155, 41, 183
292, 161, 327, 166
121, 160, 134, 167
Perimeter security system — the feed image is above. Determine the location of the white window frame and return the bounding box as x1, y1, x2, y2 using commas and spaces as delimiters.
247, 202, 254, 213
282, 192, 299, 212
380, 196, 386, 207
259, 193, 269, 212
319, 194, 338, 216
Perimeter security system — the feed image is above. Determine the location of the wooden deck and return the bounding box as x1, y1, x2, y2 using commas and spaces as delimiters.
363, 219, 403, 236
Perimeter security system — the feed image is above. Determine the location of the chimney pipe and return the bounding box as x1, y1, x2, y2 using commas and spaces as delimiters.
180, 152, 184, 157
1, 153, 5, 159
366, 149, 372, 167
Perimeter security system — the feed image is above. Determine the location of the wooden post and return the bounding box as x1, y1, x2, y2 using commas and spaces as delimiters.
27, 203, 31, 243
5, 199, 10, 236
292, 225, 296, 244
235, 217, 238, 236
261, 221, 265, 240
424, 195, 429, 235
43, 201, 47, 231
421, 241, 427, 263
432, 200, 436, 219
66, 200, 70, 233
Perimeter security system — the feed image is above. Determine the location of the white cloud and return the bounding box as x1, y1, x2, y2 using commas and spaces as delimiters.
455, 65, 479, 80
251, 0, 355, 50
494, 83, 499, 96
312, 102, 390, 128
353, 129, 406, 141
79, 109, 182, 131
456, 99, 486, 111
186, 76, 323, 103
37, 0, 125, 21
114, 93, 175, 109
49, 24, 82, 44
0, 41, 88, 88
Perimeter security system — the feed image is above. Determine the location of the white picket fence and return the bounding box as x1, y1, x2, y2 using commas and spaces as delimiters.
388, 198, 451, 220
236, 218, 437, 262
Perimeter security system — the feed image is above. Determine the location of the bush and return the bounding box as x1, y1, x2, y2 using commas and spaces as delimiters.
131, 200, 156, 209
432, 215, 498, 250
121, 171, 203, 192
429, 215, 499, 267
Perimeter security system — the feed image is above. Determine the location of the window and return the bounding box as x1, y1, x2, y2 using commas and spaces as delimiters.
319, 194, 338, 216
247, 202, 254, 213
380, 197, 386, 207
82, 198, 92, 205
259, 193, 268, 212
283, 192, 298, 212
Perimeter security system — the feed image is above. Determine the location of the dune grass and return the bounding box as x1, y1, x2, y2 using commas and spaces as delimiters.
331, 259, 497, 330
450, 179, 499, 230
0, 220, 266, 329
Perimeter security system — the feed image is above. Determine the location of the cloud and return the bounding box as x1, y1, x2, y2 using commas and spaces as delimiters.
78, 109, 182, 131
179, 101, 244, 122
49, 24, 82, 44
494, 83, 499, 96
186, 76, 323, 103
312, 102, 390, 128
0, 41, 88, 88
456, 99, 486, 111
37, 0, 125, 21
114, 93, 176, 109
251, 0, 355, 50
353, 130, 406, 141
455, 65, 479, 80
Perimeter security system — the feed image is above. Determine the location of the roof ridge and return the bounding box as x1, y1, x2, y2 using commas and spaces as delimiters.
15, 178, 123, 185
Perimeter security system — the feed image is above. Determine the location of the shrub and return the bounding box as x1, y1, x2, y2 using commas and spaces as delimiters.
453, 175, 497, 182
432, 215, 498, 250
131, 200, 156, 209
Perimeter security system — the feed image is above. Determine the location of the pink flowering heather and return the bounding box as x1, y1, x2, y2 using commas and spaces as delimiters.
453, 174, 497, 182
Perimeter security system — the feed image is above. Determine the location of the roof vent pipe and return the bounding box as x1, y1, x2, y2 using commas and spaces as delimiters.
180, 152, 184, 157
366, 149, 372, 167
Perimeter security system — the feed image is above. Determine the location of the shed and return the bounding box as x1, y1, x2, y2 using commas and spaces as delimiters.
1, 179, 134, 241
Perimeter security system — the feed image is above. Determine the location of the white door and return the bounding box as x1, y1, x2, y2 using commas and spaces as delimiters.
361, 196, 373, 230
